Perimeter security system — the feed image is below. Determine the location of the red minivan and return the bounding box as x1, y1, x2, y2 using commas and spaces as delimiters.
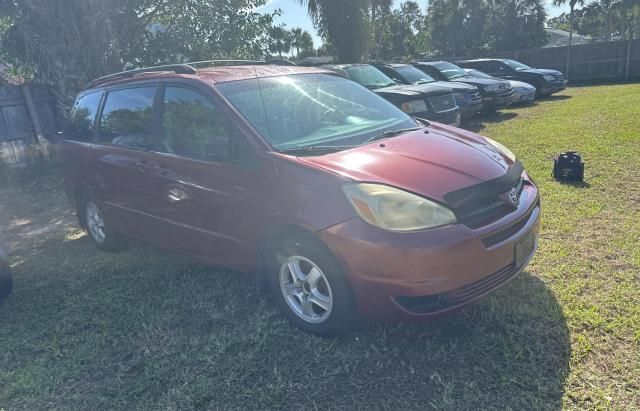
62, 63, 540, 336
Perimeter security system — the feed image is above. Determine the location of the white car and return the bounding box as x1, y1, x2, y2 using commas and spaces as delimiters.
0, 234, 12, 298
508, 80, 536, 104
463, 68, 536, 104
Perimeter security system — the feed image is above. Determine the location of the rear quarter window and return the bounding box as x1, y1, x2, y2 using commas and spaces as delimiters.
66, 91, 103, 142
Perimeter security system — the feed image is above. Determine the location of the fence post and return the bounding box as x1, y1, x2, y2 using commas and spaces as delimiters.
565, 46, 571, 82
20, 85, 47, 149
625, 40, 632, 80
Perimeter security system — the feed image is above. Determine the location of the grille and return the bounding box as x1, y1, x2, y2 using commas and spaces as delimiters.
428, 94, 457, 113
454, 178, 524, 229
395, 262, 521, 314
482, 202, 536, 248
554, 74, 565, 81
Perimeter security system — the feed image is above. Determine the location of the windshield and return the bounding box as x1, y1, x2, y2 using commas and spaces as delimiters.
433, 62, 469, 80
217, 73, 417, 151
503, 59, 531, 71
465, 69, 493, 79
395, 66, 436, 85
343, 65, 397, 89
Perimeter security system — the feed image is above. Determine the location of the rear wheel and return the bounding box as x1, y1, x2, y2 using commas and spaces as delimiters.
268, 234, 356, 336
0, 263, 12, 298
82, 196, 126, 251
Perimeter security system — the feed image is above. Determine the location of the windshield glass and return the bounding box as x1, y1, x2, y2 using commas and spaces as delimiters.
395, 66, 436, 84
217, 73, 417, 151
503, 59, 531, 71
465, 69, 493, 79
433, 62, 469, 80
343, 65, 396, 89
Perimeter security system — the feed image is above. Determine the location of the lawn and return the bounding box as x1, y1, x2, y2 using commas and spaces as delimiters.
1, 83, 639, 410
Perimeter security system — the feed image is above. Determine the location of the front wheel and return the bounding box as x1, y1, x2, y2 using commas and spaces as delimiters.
269, 235, 356, 336
82, 198, 126, 251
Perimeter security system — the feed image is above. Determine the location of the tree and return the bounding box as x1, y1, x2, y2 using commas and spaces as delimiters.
377, 1, 424, 59
486, 0, 548, 51
0, 0, 276, 100
426, 0, 490, 56
290, 28, 315, 59
298, 0, 371, 62
268, 25, 292, 57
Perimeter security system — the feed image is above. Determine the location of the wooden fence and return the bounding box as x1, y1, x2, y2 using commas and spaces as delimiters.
0, 84, 60, 165
438, 39, 640, 83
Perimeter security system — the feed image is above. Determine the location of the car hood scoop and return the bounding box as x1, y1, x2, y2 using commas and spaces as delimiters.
297, 124, 519, 205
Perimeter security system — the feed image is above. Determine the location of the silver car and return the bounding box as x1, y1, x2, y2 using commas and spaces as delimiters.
0, 233, 12, 298
463, 69, 535, 104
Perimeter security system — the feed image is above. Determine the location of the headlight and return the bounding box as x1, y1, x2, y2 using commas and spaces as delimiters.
343, 183, 457, 231
484, 137, 516, 162
400, 99, 428, 114
543, 74, 555, 81
453, 92, 466, 103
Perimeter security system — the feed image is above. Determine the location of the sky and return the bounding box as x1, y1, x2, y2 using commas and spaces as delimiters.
258, 0, 572, 48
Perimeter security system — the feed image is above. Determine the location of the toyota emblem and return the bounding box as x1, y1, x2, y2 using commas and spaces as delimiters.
508, 189, 519, 205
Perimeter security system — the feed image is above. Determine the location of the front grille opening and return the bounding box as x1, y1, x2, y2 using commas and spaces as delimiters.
453, 179, 525, 229
395, 263, 520, 314
428, 94, 457, 113
482, 204, 535, 248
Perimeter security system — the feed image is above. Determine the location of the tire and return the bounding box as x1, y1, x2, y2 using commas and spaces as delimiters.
267, 233, 356, 337
0, 263, 12, 298
81, 195, 127, 252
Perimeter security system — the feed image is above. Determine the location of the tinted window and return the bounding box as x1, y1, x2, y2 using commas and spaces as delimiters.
432, 63, 468, 80
162, 87, 231, 162
217, 74, 416, 150
67, 92, 102, 142
395, 66, 436, 84
98, 87, 155, 149
343, 65, 396, 89
503, 59, 531, 71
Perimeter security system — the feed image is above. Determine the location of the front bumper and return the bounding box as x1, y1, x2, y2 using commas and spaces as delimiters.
511, 89, 536, 104
540, 80, 567, 95
458, 100, 484, 119
318, 181, 540, 322
482, 90, 514, 109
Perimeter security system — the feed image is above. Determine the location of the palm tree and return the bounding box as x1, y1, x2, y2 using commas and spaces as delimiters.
553, 0, 586, 80
297, 0, 370, 62
268, 26, 292, 58
290, 28, 314, 59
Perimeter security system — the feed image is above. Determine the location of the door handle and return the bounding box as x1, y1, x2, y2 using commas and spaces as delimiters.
168, 187, 188, 203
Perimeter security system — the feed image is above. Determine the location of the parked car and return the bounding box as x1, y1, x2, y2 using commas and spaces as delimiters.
325, 63, 461, 126
0, 234, 12, 299
457, 59, 567, 97
463, 68, 536, 104
62, 63, 540, 336
412, 61, 513, 112
372, 62, 483, 119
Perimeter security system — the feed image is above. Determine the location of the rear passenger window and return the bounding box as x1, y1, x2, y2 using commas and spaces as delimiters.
67, 92, 102, 142
98, 87, 155, 149
161, 87, 231, 162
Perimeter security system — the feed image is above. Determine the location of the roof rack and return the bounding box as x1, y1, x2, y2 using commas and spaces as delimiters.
87, 64, 197, 88
187, 59, 265, 68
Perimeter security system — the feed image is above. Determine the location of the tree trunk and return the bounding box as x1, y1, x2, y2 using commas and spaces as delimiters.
566, 7, 574, 81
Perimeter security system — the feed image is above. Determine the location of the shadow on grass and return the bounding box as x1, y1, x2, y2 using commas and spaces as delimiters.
463, 111, 519, 133
538, 94, 571, 101
0, 235, 570, 410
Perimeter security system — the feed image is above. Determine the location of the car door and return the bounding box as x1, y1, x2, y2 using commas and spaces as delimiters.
88, 84, 162, 239
144, 84, 276, 268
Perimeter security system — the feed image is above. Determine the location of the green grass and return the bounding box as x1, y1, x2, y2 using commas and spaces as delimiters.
1, 84, 639, 409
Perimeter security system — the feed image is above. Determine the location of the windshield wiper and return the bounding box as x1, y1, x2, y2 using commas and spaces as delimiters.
278, 145, 355, 156
363, 127, 422, 145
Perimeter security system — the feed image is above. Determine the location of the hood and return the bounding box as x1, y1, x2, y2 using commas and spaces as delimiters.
452, 75, 509, 88
431, 81, 477, 92
297, 124, 516, 205
373, 83, 453, 98
519, 68, 563, 76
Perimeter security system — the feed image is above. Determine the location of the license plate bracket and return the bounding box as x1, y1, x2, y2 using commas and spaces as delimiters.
515, 231, 535, 268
